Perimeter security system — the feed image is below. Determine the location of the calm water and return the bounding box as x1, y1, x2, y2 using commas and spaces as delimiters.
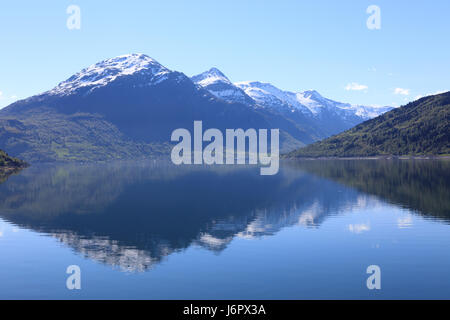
0, 160, 449, 299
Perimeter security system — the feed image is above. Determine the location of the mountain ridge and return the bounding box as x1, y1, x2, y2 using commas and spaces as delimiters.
287, 91, 450, 157
192, 68, 394, 138
191, 69, 393, 119
0, 53, 396, 163
0, 54, 315, 162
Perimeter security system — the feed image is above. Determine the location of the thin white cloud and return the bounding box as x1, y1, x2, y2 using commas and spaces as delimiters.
0, 91, 3, 99
345, 83, 368, 91
394, 88, 410, 95
348, 223, 370, 234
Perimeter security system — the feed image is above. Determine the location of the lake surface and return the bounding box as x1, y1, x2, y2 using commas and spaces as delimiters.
0, 160, 449, 299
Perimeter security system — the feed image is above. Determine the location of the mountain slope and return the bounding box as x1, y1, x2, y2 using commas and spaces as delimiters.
192, 70, 393, 139
191, 68, 254, 105
191, 69, 330, 145
0, 54, 318, 162
288, 92, 450, 157
234, 81, 393, 128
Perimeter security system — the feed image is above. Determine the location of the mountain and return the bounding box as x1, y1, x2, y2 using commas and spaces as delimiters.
288, 91, 450, 157
192, 70, 393, 138
0, 54, 322, 162
0, 54, 395, 162
191, 68, 255, 105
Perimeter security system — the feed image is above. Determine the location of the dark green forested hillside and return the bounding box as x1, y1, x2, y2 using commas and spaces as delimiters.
288, 91, 450, 157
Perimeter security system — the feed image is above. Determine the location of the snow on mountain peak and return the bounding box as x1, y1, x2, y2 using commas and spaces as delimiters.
191, 68, 253, 105
295, 91, 328, 114
302, 90, 322, 100
298, 91, 394, 119
46, 53, 392, 121
191, 67, 231, 87
235, 82, 392, 119
235, 81, 313, 114
49, 53, 171, 96
206, 67, 227, 78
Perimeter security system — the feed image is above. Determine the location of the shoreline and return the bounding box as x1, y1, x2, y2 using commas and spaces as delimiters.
282, 155, 450, 160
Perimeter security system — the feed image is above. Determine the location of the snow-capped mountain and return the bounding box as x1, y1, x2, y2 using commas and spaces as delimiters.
191, 68, 254, 105
192, 68, 395, 140
1, 54, 321, 161
292, 89, 393, 120
193, 68, 392, 121
0, 54, 395, 162
49, 53, 173, 96
235, 81, 392, 121
235, 81, 313, 115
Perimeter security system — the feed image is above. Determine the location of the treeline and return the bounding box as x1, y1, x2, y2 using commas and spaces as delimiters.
288, 91, 450, 157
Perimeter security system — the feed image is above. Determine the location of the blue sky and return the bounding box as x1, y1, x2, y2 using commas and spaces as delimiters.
1, 0, 449, 108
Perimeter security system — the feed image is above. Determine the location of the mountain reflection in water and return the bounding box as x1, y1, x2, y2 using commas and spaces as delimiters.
0, 159, 448, 272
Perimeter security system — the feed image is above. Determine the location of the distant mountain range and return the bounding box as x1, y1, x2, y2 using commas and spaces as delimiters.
288, 91, 450, 157
0, 53, 392, 162
191, 68, 392, 137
